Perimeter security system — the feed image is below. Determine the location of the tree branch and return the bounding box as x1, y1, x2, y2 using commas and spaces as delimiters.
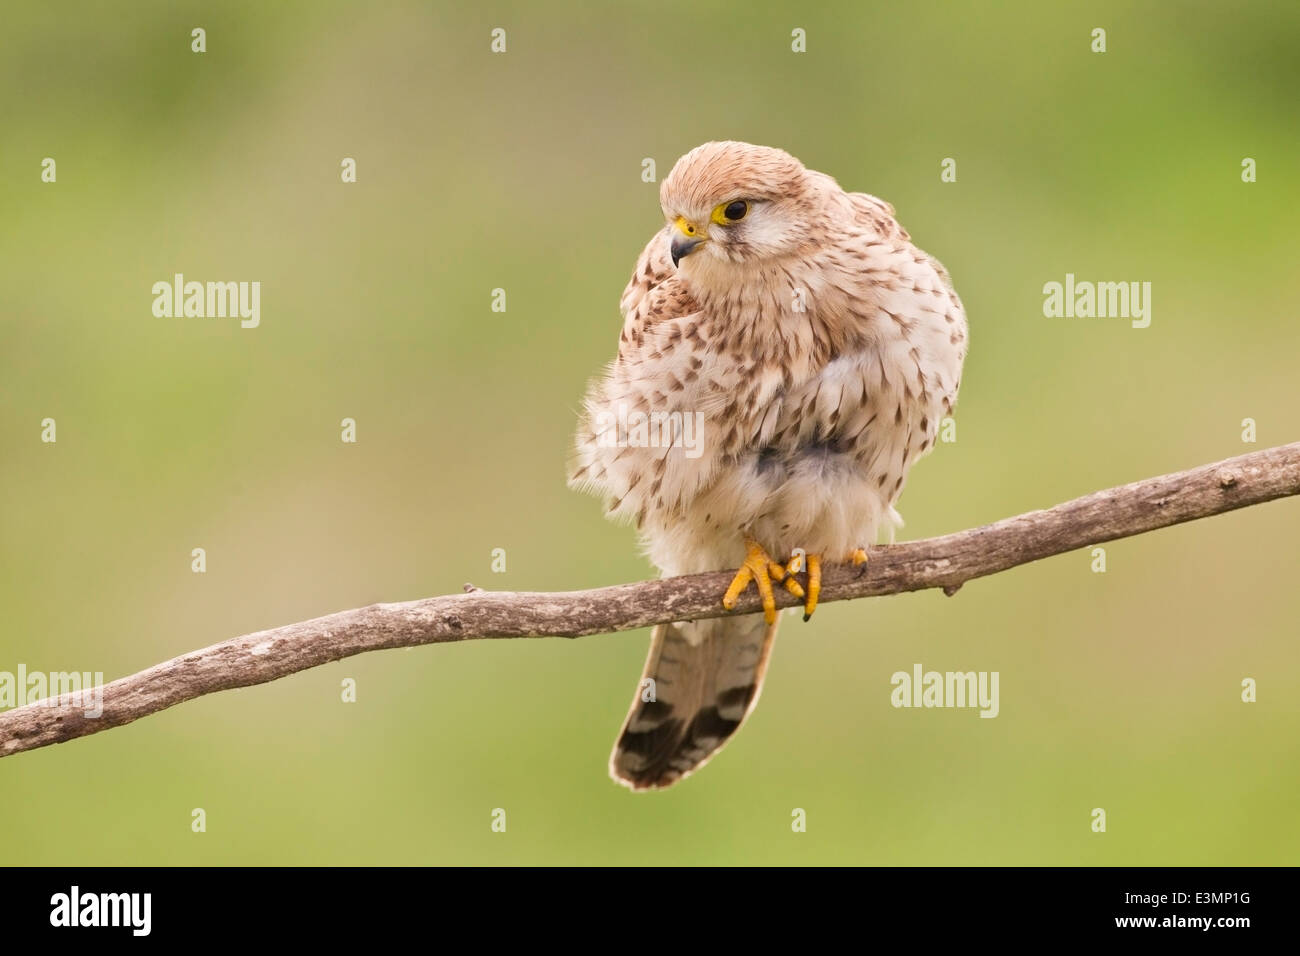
3, 442, 1297, 759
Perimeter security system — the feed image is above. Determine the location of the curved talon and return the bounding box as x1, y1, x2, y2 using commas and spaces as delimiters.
723, 544, 856, 623
722, 538, 780, 624
778, 553, 804, 599
802, 553, 822, 621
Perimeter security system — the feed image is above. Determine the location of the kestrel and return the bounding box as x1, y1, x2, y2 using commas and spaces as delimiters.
569, 142, 967, 789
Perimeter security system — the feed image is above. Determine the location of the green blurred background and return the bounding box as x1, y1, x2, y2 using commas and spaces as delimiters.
2, 0, 1297, 865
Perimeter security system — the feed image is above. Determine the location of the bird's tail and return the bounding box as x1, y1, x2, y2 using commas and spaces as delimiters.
609, 613, 778, 790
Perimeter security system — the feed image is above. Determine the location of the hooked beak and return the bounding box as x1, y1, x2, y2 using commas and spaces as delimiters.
670, 215, 706, 267
670, 235, 703, 267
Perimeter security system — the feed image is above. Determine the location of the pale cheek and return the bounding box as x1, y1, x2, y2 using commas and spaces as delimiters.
737, 215, 794, 257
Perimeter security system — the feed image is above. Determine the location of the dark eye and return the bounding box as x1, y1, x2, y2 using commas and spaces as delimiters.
724, 200, 748, 221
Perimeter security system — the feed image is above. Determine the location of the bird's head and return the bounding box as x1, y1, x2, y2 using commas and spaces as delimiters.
659, 141, 820, 271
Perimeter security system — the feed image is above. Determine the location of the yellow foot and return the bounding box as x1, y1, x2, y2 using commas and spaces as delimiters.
781, 553, 806, 600
802, 554, 821, 621
793, 549, 865, 622
722, 538, 788, 624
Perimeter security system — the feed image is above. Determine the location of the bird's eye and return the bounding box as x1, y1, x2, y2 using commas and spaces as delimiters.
711, 200, 750, 225
724, 200, 748, 221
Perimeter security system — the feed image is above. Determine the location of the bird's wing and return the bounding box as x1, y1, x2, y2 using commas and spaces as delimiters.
845, 190, 911, 242
567, 228, 707, 526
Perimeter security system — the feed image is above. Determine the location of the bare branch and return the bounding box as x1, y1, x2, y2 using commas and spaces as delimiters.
3, 442, 1297, 759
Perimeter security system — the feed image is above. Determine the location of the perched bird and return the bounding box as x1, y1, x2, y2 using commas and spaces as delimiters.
570, 141, 967, 789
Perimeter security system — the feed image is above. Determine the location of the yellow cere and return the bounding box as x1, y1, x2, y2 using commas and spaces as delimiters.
674, 215, 700, 237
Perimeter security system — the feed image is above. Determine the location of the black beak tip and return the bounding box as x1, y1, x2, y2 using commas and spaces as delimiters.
670, 236, 700, 268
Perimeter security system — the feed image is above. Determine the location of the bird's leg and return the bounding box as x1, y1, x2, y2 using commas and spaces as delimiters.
721, 537, 789, 624
851, 547, 869, 575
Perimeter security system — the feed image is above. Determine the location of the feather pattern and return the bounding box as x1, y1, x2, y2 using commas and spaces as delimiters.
570, 142, 967, 788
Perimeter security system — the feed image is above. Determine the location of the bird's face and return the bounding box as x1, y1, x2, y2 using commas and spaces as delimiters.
659, 141, 818, 271
665, 197, 798, 267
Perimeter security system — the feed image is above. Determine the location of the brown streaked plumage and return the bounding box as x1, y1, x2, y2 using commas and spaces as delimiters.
570, 141, 967, 789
